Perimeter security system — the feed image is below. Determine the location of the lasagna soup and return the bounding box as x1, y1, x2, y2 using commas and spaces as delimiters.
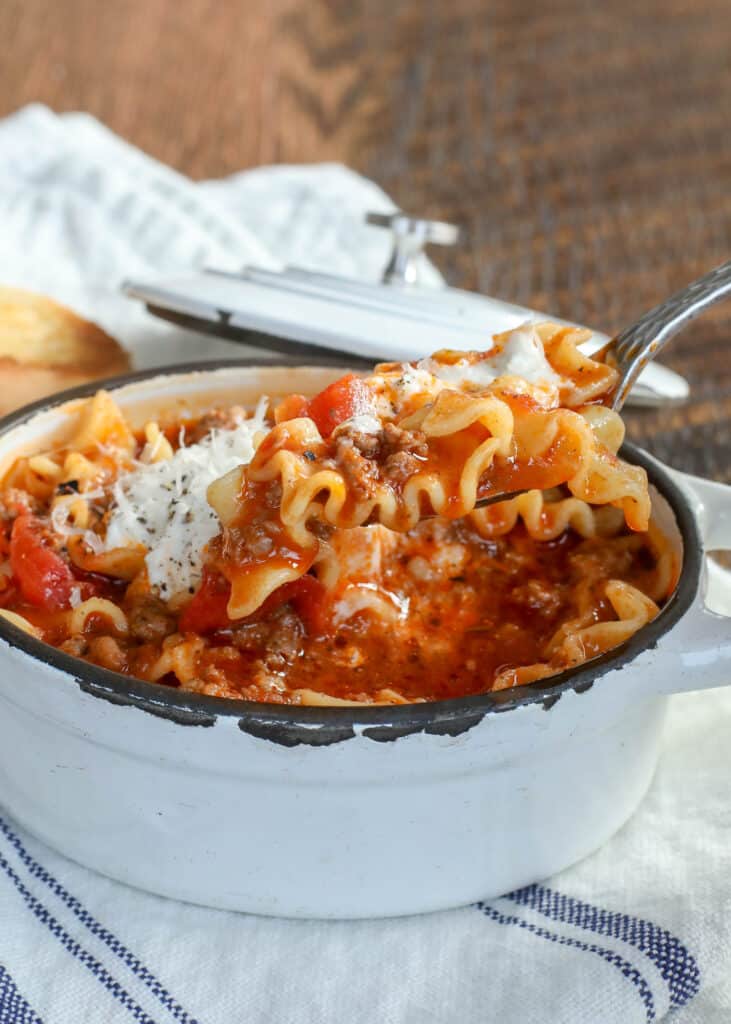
0, 323, 677, 705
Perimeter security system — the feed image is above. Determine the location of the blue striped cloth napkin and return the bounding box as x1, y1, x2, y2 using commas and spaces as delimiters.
1, 105, 730, 1024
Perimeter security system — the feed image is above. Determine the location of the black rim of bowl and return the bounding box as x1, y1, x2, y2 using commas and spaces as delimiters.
0, 361, 703, 744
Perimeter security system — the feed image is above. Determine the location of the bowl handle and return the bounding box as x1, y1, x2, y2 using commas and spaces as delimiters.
652, 470, 731, 695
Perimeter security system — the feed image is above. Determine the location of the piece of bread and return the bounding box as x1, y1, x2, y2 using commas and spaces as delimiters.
0, 287, 131, 416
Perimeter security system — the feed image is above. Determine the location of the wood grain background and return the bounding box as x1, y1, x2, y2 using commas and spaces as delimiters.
1, 0, 729, 480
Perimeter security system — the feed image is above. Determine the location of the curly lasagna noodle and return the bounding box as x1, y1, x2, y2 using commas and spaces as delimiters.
0, 323, 677, 705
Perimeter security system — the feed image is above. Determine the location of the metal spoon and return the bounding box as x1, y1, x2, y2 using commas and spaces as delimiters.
471, 259, 731, 511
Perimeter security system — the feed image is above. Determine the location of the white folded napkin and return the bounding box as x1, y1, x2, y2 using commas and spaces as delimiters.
1, 105, 730, 1024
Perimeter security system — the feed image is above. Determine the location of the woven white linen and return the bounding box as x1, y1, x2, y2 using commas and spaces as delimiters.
0, 105, 730, 1024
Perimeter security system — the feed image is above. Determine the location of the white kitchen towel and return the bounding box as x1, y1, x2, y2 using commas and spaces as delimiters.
1, 104, 730, 1024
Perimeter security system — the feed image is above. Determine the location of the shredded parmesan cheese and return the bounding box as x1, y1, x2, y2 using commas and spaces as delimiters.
50, 490, 105, 554
104, 399, 268, 599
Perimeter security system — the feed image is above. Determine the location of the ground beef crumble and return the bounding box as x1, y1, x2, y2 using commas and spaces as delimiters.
231, 607, 304, 670
333, 420, 429, 495
187, 406, 247, 444
127, 595, 177, 641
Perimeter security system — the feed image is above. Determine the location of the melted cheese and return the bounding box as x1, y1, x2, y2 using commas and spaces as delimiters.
333, 413, 383, 436
104, 400, 268, 599
419, 323, 561, 388
367, 323, 563, 423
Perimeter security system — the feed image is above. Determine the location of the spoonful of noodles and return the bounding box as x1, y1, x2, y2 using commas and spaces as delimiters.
469, 259, 731, 511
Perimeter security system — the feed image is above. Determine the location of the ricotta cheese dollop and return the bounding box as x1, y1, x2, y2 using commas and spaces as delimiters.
104, 400, 268, 600
418, 323, 561, 388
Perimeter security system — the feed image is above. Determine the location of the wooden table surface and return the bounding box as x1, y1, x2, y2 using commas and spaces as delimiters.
2, 0, 729, 481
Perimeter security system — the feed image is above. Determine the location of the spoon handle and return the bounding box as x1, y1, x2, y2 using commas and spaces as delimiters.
610, 259, 731, 410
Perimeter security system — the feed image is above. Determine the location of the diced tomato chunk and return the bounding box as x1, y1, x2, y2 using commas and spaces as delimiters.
179, 567, 232, 634
306, 374, 375, 438
10, 514, 77, 609
180, 570, 327, 636
256, 575, 326, 634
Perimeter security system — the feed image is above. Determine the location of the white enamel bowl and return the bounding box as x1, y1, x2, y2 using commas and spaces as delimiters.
0, 363, 730, 919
